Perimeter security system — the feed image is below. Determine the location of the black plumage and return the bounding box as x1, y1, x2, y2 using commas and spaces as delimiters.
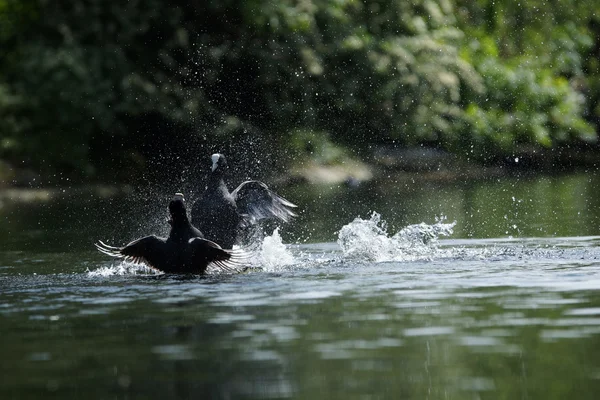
96, 193, 246, 274
191, 153, 297, 249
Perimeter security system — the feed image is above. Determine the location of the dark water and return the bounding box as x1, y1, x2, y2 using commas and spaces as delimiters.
2, 172, 600, 399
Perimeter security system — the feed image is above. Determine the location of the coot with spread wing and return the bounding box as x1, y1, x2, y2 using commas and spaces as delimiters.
96, 193, 246, 274
191, 153, 297, 249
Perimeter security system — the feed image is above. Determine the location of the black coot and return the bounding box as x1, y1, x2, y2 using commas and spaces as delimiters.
96, 193, 245, 274
191, 153, 297, 249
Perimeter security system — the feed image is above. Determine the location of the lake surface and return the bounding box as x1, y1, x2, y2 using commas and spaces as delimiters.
2, 171, 600, 399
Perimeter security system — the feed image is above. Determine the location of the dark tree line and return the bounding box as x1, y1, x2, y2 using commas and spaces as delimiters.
1, 0, 599, 183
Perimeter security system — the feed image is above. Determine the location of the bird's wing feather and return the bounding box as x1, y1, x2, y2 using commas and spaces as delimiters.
188, 237, 251, 273
96, 236, 167, 271
231, 180, 297, 223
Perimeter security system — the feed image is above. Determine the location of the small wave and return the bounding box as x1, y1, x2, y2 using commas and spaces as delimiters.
87, 262, 161, 277
337, 212, 456, 262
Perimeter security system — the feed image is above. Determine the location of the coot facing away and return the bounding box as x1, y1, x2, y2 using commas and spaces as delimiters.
96, 193, 246, 274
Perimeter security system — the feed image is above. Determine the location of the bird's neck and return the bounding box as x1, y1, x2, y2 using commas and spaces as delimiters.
207, 172, 228, 193
169, 218, 193, 241
170, 214, 192, 230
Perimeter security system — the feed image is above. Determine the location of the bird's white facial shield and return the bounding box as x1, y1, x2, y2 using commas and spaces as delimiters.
173, 193, 185, 202
211, 154, 220, 172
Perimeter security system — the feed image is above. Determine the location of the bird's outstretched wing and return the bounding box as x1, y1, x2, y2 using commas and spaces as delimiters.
231, 180, 297, 223
95, 236, 167, 271
188, 237, 251, 273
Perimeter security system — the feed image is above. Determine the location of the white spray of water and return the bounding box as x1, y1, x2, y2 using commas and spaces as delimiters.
337, 212, 456, 262
90, 213, 460, 276
258, 227, 295, 270
87, 261, 160, 277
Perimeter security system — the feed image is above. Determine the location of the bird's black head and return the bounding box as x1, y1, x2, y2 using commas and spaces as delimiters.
211, 153, 228, 173
168, 193, 188, 223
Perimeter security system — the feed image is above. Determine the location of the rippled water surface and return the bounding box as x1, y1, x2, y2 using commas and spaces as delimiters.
2, 174, 600, 399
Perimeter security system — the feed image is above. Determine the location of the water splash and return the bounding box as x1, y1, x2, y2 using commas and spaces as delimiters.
87, 262, 160, 277
337, 212, 456, 262
258, 228, 295, 270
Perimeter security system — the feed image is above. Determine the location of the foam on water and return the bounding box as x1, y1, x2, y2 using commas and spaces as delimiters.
257, 228, 296, 270
87, 261, 160, 277
337, 212, 456, 262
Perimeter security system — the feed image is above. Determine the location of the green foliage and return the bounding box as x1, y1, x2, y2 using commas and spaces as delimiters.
247, 0, 483, 148
452, 0, 599, 161
455, 0, 595, 75
288, 129, 350, 166
0, 0, 599, 180
456, 57, 595, 161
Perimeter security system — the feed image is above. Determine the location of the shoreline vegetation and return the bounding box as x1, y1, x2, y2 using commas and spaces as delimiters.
1, 1, 600, 189
2, 143, 600, 204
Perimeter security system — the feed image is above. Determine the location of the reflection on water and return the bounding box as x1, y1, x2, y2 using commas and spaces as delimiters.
2, 236, 600, 399
284, 171, 600, 241
2, 172, 600, 250
1, 172, 600, 398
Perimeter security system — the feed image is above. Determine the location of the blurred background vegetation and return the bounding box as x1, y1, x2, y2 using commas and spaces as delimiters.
1, 0, 599, 185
